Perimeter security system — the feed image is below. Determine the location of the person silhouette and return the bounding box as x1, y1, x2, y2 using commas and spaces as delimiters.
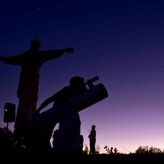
79, 134, 84, 154
0, 39, 74, 146
37, 76, 87, 111
88, 124, 96, 155
36, 76, 88, 155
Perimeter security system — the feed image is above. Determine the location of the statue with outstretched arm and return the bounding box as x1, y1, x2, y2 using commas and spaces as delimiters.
0, 39, 74, 146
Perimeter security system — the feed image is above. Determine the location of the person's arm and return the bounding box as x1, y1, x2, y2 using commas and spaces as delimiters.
36, 94, 56, 113
39, 48, 74, 62
88, 132, 91, 138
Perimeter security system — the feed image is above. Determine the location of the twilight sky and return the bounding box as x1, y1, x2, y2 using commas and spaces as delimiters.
0, 0, 164, 153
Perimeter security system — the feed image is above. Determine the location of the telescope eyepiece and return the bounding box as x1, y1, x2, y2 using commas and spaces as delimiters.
86, 76, 99, 88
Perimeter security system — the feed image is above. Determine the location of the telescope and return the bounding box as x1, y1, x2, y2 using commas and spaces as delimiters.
33, 76, 108, 128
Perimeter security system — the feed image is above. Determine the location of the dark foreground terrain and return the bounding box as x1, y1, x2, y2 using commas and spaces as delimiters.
2, 152, 164, 163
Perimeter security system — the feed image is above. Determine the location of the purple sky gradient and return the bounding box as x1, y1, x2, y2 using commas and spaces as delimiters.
0, 0, 164, 153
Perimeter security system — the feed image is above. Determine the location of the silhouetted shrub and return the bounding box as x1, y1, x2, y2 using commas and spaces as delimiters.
135, 145, 162, 154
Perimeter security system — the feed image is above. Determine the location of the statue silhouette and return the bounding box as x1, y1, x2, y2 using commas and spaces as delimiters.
0, 39, 74, 146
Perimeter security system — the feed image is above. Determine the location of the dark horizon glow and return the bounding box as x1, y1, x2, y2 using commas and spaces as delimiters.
0, 0, 164, 153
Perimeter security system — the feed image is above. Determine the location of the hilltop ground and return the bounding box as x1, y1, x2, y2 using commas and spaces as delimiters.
2, 152, 164, 163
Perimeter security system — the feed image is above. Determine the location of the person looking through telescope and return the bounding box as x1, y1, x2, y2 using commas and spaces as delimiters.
36, 76, 98, 154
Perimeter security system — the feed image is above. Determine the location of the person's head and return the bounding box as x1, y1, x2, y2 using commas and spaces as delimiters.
69, 76, 85, 88
92, 125, 96, 130
30, 39, 41, 50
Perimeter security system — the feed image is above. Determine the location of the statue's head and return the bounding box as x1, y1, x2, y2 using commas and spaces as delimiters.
30, 39, 41, 50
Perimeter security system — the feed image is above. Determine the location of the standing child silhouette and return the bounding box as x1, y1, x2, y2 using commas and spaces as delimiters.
88, 124, 96, 155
